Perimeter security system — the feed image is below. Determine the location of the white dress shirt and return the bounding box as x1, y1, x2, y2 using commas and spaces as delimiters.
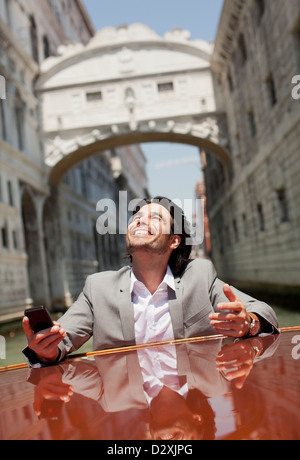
130, 266, 175, 346
137, 347, 188, 404
130, 267, 188, 403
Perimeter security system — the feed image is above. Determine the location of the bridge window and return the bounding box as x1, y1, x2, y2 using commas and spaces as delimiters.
86, 91, 102, 102
157, 82, 174, 93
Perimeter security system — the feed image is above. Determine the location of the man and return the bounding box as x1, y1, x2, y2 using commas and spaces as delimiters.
23, 197, 279, 366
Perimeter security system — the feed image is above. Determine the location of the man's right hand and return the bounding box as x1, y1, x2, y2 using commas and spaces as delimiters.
22, 317, 66, 363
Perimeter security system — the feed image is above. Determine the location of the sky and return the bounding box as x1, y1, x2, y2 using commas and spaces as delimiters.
83, 0, 223, 42
83, 0, 224, 220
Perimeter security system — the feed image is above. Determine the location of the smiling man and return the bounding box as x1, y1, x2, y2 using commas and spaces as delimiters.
22, 197, 279, 366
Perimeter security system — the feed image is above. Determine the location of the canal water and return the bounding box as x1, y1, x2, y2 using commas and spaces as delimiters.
1, 302, 300, 367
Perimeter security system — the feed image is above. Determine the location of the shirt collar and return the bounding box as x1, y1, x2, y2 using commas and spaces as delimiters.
130, 265, 175, 294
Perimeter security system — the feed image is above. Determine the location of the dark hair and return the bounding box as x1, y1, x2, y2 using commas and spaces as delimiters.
130, 196, 192, 276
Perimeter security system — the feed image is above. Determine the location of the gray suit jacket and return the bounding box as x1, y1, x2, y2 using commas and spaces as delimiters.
57, 259, 279, 360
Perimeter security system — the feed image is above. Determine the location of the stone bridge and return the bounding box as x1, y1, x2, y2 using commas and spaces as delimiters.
35, 23, 230, 185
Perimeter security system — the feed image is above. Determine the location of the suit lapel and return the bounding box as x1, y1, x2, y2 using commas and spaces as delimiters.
118, 269, 136, 346
168, 278, 184, 340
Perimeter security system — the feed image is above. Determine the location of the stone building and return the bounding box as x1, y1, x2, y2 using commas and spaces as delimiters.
206, 0, 300, 295
0, 1, 148, 321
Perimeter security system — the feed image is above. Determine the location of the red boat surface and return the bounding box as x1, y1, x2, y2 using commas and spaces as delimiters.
0, 327, 300, 440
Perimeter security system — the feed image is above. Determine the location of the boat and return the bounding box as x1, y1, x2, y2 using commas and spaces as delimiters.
0, 327, 299, 441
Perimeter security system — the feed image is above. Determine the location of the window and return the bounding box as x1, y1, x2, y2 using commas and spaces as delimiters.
238, 34, 248, 66
228, 71, 234, 93
43, 35, 51, 59
125, 88, 135, 100
0, 101, 6, 141
233, 219, 239, 243
255, 0, 265, 26
1, 222, 8, 248
7, 180, 14, 207
86, 91, 102, 102
242, 213, 248, 238
266, 74, 277, 107
292, 24, 300, 69
276, 188, 289, 223
15, 104, 24, 151
12, 230, 18, 250
29, 15, 39, 63
248, 110, 257, 138
257, 203, 265, 232
157, 82, 174, 93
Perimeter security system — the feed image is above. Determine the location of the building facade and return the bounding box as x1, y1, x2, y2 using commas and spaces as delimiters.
206, 0, 300, 294
0, 1, 148, 321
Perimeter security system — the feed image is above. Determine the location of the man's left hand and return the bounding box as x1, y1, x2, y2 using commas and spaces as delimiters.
209, 284, 252, 338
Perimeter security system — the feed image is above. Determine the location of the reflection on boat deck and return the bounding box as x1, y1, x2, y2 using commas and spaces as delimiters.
0, 328, 300, 440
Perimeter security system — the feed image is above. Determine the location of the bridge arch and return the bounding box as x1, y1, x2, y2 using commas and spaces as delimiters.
49, 129, 230, 186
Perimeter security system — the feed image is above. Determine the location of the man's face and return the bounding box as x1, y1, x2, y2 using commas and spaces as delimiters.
126, 203, 177, 256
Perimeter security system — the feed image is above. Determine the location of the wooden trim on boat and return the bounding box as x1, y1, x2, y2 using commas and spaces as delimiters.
1, 326, 300, 374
